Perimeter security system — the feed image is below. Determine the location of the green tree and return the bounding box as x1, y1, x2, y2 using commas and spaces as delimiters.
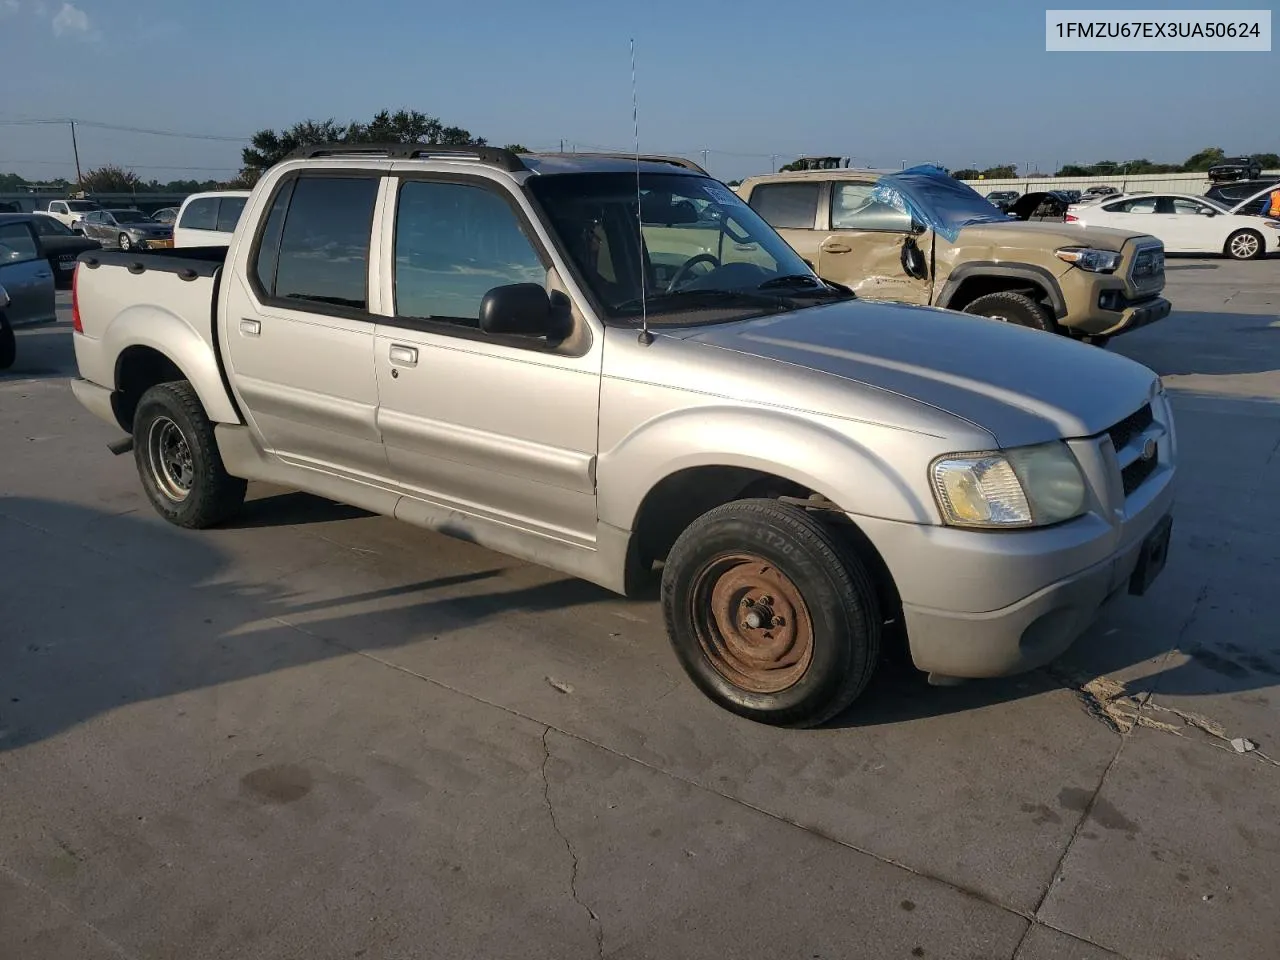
952, 168, 981, 180
1181, 147, 1226, 171
980, 165, 1017, 180
502, 143, 530, 154
1252, 153, 1279, 169
81, 164, 142, 193
237, 110, 487, 186
0, 172, 31, 190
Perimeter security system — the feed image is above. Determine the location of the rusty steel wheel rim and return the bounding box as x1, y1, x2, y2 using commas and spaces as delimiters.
691, 554, 814, 694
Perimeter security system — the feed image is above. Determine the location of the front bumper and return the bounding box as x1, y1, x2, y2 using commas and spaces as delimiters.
854, 397, 1176, 678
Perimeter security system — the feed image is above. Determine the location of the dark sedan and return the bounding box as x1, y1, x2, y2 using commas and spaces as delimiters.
78, 209, 173, 251
1207, 156, 1263, 183
28, 213, 102, 288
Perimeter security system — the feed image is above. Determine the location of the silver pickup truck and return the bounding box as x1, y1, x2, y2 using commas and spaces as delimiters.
69, 145, 1176, 727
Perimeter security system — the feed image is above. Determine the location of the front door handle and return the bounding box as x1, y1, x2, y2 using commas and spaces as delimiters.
822, 242, 852, 254
239, 318, 261, 337
389, 344, 418, 367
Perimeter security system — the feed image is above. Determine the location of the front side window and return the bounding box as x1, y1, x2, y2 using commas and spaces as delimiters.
179, 198, 218, 231
216, 197, 247, 232
272, 176, 378, 310
831, 182, 913, 231
394, 180, 545, 325
0, 224, 39, 264
51, 202, 68, 214
31, 216, 73, 237
748, 182, 820, 229
112, 211, 149, 224
1170, 198, 1212, 215
529, 172, 841, 327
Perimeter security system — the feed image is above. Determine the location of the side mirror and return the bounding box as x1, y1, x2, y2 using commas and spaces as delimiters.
479, 283, 562, 338
1200, 208, 1217, 216
0, 284, 9, 310
911, 220, 928, 235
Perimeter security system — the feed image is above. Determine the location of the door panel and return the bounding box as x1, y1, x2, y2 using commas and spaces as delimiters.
0, 225, 54, 324
219, 173, 392, 484
819, 181, 932, 304
373, 176, 601, 545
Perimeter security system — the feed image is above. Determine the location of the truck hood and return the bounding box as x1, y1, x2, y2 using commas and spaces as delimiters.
677, 300, 1159, 448
951, 218, 1142, 252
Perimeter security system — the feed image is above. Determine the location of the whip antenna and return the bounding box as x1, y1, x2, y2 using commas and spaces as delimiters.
631, 38, 653, 346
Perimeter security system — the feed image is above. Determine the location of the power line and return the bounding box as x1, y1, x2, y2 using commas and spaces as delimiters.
0, 158, 238, 171
0, 117, 251, 142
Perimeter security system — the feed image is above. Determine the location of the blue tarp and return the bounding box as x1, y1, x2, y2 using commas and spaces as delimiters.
871, 165, 1010, 243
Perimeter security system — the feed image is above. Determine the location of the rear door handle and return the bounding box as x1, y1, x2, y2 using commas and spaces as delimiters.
389, 344, 418, 367
822, 242, 852, 254
239, 318, 261, 337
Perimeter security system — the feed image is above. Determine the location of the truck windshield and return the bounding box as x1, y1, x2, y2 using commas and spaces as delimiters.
528, 172, 848, 326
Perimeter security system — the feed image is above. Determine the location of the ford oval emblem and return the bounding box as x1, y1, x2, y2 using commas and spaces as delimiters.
1141, 437, 1157, 461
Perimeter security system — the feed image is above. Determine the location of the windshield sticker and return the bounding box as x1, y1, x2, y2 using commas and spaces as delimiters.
704, 183, 744, 207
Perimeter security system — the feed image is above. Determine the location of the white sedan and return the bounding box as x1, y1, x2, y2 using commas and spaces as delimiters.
1066, 192, 1280, 260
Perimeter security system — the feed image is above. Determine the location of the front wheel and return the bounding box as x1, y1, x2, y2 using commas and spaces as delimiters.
661, 498, 881, 728
133, 381, 246, 528
1225, 229, 1263, 261
118, 233, 132, 251
962, 290, 1057, 333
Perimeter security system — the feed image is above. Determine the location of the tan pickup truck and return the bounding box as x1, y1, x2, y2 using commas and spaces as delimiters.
68, 146, 1176, 727
737, 166, 1171, 345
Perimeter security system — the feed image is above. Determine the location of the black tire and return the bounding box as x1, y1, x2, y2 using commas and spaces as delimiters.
132, 381, 246, 528
661, 498, 881, 728
1225, 229, 1264, 261
963, 290, 1057, 332
0, 313, 14, 370
118, 233, 132, 251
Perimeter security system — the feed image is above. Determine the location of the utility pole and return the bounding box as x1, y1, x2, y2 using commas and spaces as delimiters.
702, 148, 709, 170
69, 119, 83, 193
770, 154, 778, 172
559, 138, 564, 152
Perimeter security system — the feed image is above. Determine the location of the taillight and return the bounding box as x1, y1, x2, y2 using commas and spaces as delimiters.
1065, 214, 1079, 222
71, 262, 83, 333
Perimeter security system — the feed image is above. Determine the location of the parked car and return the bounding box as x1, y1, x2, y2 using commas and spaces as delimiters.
28, 212, 102, 288
78, 209, 174, 251
984, 190, 1020, 211
0, 217, 57, 370
46, 199, 103, 229
150, 207, 180, 225
1207, 156, 1263, 183
739, 165, 1169, 344
1066, 192, 1280, 260
1203, 177, 1280, 209
173, 190, 250, 247
69, 144, 1176, 727
1082, 185, 1120, 198
1007, 191, 1074, 221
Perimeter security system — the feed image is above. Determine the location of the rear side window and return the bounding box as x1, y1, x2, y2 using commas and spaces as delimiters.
179, 198, 218, 231
748, 183, 820, 229
216, 196, 247, 232
0, 223, 39, 264
271, 176, 379, 310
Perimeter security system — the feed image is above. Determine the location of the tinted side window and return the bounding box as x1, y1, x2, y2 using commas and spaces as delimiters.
179, 198, 218, 231
748, 183, 820, 229
0, 224, 39, 264
831, 182, 912, 231
216, 196, 247, 232
274, 176, 378, 310
394, 180, 546, 325
253, 182, 293, 296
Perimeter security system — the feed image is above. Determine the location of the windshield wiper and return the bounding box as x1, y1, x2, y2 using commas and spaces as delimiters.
757, 274, 822, 290
615, 288, 789, 314
757, 274, 855, 299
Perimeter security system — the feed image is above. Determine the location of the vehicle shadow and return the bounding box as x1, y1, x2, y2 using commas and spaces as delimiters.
0, 319, 77, 383
0, 496, 607, 754
232, 490, 373, 528
1112, 310, 1279, 380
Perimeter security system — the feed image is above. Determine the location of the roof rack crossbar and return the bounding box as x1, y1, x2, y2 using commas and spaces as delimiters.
536, 152, 708, 175
285, 142, 528, 172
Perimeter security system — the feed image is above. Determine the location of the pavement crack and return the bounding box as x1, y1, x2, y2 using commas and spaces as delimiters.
0, 860, 142, 960
540, 727, 604, 960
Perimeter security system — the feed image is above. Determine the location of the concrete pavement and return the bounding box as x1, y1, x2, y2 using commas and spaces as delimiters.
2, 260, 1278, 959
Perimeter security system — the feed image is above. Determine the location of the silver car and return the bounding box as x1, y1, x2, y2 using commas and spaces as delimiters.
78, 209, 174, 251
0, 216, 56, 369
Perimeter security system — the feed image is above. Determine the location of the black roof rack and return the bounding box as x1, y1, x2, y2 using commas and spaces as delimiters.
285, 142, 528, 173
535, 152, 708, 175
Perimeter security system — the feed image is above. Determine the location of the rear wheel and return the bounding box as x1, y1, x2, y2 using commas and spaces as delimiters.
1225, 229, 1263, 261
0, 313, 14, 370
661, 498, 881, 728
133, 381, 245, 528
118, 233, 132, 251
963, 290, 1057, 333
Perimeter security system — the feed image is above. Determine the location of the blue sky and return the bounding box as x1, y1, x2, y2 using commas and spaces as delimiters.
0, 0, 1275, 183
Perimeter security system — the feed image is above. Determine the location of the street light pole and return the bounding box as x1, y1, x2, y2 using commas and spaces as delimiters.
69, 119, 84, 193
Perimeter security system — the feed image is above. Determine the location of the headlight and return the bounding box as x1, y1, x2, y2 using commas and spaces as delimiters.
1055, 247, 1121, 273
930, 442, 1087, 528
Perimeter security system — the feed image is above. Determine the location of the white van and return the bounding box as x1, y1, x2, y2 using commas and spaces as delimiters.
173, 191, 251, 248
